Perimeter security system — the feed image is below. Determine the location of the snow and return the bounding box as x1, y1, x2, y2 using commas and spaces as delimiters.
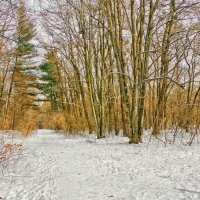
0, 129, 200, 200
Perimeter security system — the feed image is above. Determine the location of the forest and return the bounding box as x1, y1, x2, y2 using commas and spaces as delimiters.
0, 0, 200, 143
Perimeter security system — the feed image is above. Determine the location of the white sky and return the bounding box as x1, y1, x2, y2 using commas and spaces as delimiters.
26, 0, 40, 9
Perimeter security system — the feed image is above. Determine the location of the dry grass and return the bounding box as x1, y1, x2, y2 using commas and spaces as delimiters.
44, 112, 92, 134
0, 136, 22, 168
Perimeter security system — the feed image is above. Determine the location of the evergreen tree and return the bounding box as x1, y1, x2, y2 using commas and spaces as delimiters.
10, 0, 39, 128
39, 51, 61, 111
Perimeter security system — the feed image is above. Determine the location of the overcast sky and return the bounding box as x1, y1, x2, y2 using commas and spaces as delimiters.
26, 0, 39, 8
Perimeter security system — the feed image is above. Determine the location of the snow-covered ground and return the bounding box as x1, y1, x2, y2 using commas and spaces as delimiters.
0, 129, 200, 200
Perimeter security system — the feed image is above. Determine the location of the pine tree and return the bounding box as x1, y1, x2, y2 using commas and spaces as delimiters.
39, 51, 61, 111
7, 0, 39, 129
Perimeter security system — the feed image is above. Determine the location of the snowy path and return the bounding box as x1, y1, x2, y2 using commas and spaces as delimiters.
1, 130, 200, 200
